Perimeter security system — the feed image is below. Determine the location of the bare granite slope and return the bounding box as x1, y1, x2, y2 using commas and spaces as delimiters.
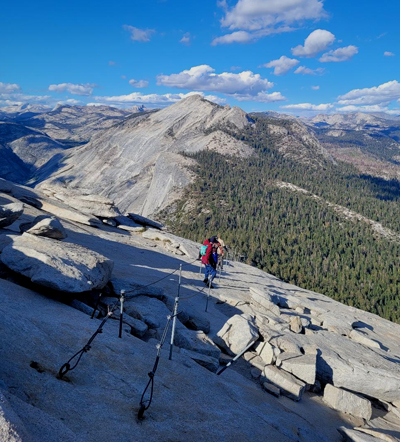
38, 95, 254, 216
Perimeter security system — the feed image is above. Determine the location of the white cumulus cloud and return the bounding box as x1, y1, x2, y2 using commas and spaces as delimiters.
129, 79, 149, 88
319, 45, 358, 62
281, 102, 334, 110
291, 29, 335, 57
213, 0, 326, 45
0, 82, 21, 93
180, 33, 191, 45
93, 91, 226, 107
338, 80, 400, 106
384, 51, 395, 57
294, 66, 325, 75
263, 56, 300, 75
48, 83, 97, 96
221, 0, 326, 31
311, 85, 320, 90
123, 25, 155, 42
156, 65, 275, 99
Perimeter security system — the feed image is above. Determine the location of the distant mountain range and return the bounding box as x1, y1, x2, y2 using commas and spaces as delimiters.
2, 97, 400, 323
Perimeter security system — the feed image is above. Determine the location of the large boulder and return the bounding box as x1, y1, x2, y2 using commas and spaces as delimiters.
276, 353, 316, 385
213, 314, 259, 356
19, 215, 67, 240
0, 203, 23, 228
323, 384, 372, 420
263, 365, 306, 401
0, 233, 113, 293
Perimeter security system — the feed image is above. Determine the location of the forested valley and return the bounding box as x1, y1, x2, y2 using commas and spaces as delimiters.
162, 116, 400, 323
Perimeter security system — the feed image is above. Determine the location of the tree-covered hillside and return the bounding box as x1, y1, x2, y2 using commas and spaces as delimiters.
162, 116, 400, 323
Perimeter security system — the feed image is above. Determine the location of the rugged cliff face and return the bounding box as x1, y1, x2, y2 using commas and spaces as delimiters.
38, 95, 254, 216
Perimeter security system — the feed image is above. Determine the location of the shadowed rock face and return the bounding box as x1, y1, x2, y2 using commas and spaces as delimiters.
38, 95, 254, 217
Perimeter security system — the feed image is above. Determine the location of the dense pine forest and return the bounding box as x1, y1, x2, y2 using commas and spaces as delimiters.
162, 116, 400, 323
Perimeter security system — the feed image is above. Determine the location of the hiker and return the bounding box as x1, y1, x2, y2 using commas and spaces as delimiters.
201, 235, 219, 288
217, 236, 225, 270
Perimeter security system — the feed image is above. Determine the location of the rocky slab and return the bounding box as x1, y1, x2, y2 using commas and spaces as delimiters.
0, 233, 113, 292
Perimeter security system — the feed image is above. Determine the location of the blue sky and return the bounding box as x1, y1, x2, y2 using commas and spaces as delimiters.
1, 0, 399, 114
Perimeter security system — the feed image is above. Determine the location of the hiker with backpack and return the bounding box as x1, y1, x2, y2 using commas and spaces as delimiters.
200, 236, 220, 288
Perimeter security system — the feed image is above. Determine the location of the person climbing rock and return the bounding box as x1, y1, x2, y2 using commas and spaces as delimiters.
217, 235, 225, 270
201, 235, 219, 288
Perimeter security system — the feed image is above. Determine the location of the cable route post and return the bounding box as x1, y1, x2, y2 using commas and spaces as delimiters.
205, 277, 212, 312
169, 264, 182, 361
118, 289, 125, 339
138, 313, 174, 419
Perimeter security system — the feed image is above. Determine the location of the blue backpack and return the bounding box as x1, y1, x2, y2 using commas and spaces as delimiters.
200, 245, 208, 256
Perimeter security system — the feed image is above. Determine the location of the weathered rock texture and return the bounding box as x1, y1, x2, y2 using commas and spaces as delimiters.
324, 384, 372, 420
19, 215, 67, 239
38, 95, 253, 216
0, 233, 113, 292
0, 203, 23, 228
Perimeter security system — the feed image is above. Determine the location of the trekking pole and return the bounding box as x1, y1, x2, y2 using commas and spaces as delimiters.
169, 264, 182, 360
199, 262, 202, 275
217, 339, 258, 376
205, 277, 212, 312
118, 290, 125, 339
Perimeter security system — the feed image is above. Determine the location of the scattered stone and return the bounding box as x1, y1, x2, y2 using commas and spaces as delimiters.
311, 316, 323, 327
213, 314, 259, 356
114, 216, 143, 233
0, 233, 113, 293
276, 353, 316, 385
349, 329, 382, 350
250, 287, 281, 316
263, 365, 306, 401
262, 381, 280, 398
70, 299, 99, 318
180, 349, 219, 373
295, 306, 305, 314
19, 215, 67, 240
337, 426, 385, 442
0, 203, 24, 228
128, 213, 164, 230
255, 341, 275, 365
186, 315, 211, 334
101, 219, 117, 227
301, 318, 311, 328
323, 384, 372, 420
290, 316, 303, 334
121, 314, 148, 338
251, 368, 262, 379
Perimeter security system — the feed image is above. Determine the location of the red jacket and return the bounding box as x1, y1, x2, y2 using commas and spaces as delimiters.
201, 239, 216, 267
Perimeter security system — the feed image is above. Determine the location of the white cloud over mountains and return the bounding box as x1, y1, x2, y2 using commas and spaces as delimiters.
213, 0, 326, 45
0, 82, 21, 93
281, 102, 334, 111
129, 79, 149, 88
156, 65, 284, 102
291, 29, 335, 57
123, 25, 155, 42
319, 45, 358, 62
48, 83, 97, 96
338, 80, 400, 106
264, 56, 300, 75
384, 51, 395, 57
93, 91, 226, 106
